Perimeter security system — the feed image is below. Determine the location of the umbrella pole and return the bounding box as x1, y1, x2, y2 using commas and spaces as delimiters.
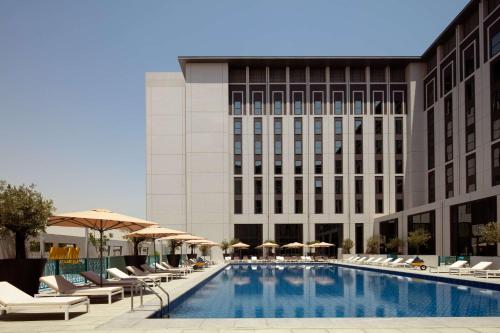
153, 238, 157, 272
99, 229, 104, 287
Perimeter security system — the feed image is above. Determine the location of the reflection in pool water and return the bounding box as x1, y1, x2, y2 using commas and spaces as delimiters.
168, 264, 500, 318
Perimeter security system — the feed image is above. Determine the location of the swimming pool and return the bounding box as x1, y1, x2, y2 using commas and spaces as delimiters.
167, 264, 500, 318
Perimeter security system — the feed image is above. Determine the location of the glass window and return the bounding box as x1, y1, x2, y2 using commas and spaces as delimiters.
254, 160, 262, 174
314, 118, 322, 134
273, 92, 283, 115
395, 118, 403, 135
234, 199, 242, 214
274, 141, 282, 155
233, 92, 243, 115
355, 159, 363, 174
375, 159, 383, 174
234, 141, 242, 154
446, 163, 454, 198
333, 92, 343, 115
253, 92, 263, 115
442, 64, 453, 94
491, 59, 500, 140
393, 91, 404, 114
375, 177, 383, 194
354, 118, 363, 135
313, 92, 323, 115
355, 177, 363, 194
375, 118, 383, 135
295, 141, 302, 154
335, 160, 342, 174
427, 108, 435, 169
294, 118, 302, 134
295, 160, 302, 174
375, 140, 383, 154
463, 43, 475, 78
395, 140, 403, 154
493, 142, 500, 186
234, 118, 242, 135
355, 140, 362, 154
274, 118, 282, 134
426, 80, 435, 109
295, 178, 303, 194
490, 19, 500, 57
335, 177, 343, 194
314, 140, 322, 154
428, 171, 435, 203
254, 140, 262, 155
274, 160, 282, 174
466, 154, 476, 193
293, 92, 303, 115
335, 118, 342, 134
408, 211, 436, 254
315, 178, 323, 194
335, 140, 342, 154
353, 92, 363, 115
234, 160, 242, 174
234, 178, 242, 195
254, 118, 262, 135
373, 91, 384, 114
275, 178, 282, 195
315, 160, 322, 174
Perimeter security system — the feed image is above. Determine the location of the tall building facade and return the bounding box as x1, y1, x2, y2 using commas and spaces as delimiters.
147, 0, 500, 257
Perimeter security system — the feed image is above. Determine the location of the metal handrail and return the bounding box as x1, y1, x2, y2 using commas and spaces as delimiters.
137, 278, 170, 318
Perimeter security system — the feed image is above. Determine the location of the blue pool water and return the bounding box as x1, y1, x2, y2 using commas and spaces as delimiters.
168, 264, 500, 318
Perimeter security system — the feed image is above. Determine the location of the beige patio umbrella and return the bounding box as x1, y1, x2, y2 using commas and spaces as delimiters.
160, 234, 205, 259
231, 242, 250, 258
256, 241, 279, 258
47, 208, 158, 285
125, 226, 186, 270
308, 241, 334, 258
282, 242, 305, 248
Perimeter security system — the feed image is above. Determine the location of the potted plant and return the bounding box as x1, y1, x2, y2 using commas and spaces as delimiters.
366, 235, 381, 254
0, 181, 55, 295
124, 236, 148, 267
167, 240, 182, 267
385, 237, 404, 255
407, 229, 431, 255
220, 240, 230, 256
478, 222, 500, 255
341, 238, 354, 255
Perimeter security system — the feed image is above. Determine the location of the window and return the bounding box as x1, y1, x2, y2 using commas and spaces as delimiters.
254, 178, 263, 214
427, 109, 435, 169
428, 171, 435, 203
425, 79, 435, 109
490, 19, 500, 58
463, 43, 475, 78
355, 200, 363, 214
253, 92, 263, 115
294, 140, 302, 154
376, 199, 384, 214
375, 160, 383, 174
408, 211, 436, 254
390, 67, 405, 82
315, 160, 322, 174
395, 176, 404, 212
335, 199, 343, 214
254, 140, 262, 155
229, 68, 245, 83
314, 140, 322, 154
442, 63, 453, 95
315, 178, 323, 195
466, 154, 476, 193
275, 178, 283, 194
294, 177, 303, 214
315, 177, 324, 214
488, 0, 500, 15
255, 200, 262, 214
333, 92, 343, 115
393, 91, 404, 114
373, 91, 384, 114
313, 92, 323, 115
274, 141, 282, 155
395, 140, 403, 154
293, 92, 303, 115
274, 160, 282, 174
290, 68, 305, 82
234, 118, 242, 135
335, 140, 342, 154
355, 140, 363, 154
250, 68, 265, 83
446, 163, 454, 198
234, 141, 242, 154
234, 178, 242, 214
491, 59, 500, 140
234, 160, 242, 174
254, 118, 262, 135
353, 91, 364, 115
274, 118, 282, 134
396, 177, 403, 194
295, 200, 303, 214
295, 178, 303, 194
355, 160, 363, 174
355, 177, 363, 195
295, 160, 302, 174
270, 68, 286, 83
465, 79, 475, 152
273, 92, 283, 115
275, 200, 282, 214
294, 118, 302, 134
444, 96, 453, 162
395, 159, 403, 174
375, 176, 384, 214
331, 68, 345, 82
335, 177, 343, 194
395, 118, 403, 135
375, 118, 383, 134
310, 67, 325, 82
314, 118, 322, 134
233, 92, 243, 115
335, 118, 342, 134
375, 177, 383, 194
335, 160, 342, 174
354, 118, 363, 134
492, 142, 500, 186
254, 160, 262, 174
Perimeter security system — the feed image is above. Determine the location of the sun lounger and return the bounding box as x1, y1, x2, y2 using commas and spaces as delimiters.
353, 257, 367, 264
428, 260, 468, 273
276, 256, 285, 262
0, 281, 89, 321
450, 261, 493, 276
376, 258, 394, 266
474, 268, 500, 279
224, 256, 232, 261
80, 271, 141, 290
161, 261, 193, 273
393, 258, 414, 268
126, 266, 172, 281
363, 257, 376, 265
368, 257, 383, 265
386, 258, 403, 266
141, 264, 185, 278
107, 267, 161, 286
39, 275, 123, 304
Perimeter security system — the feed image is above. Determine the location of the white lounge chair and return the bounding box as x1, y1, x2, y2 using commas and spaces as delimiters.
363, 257, 376, 265
39, 275, 124, 304
376, 258, 394, 266
450, 261, 493, 276
0, 281, 89, 321
80, 271, 141, 290
355, 257, 367, 264
161, 261, 192, 273
368, 257, 383, 265
276, 256, 285, 262
341, 256, 355, 262
107, 267, 161, 286
250, 256, 258, 262
126, 266, 172, 282
393, 258, 414, 268
428, 260, 468, 273
474, 268, 500, 279
386, 258, 404, 266
153, 263, 188, 277
142, 264, 184, 278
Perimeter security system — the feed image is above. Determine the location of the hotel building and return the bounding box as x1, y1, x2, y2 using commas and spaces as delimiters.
146, 0, 500, 257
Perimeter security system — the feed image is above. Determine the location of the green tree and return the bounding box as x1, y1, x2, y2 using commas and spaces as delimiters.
407, 229, 431, 255
341, 238, 354, 254
366, 235, 381, 254
478, 222, 500, 245
385, 238, 404, 254
220, 240, 230, 255
0, 181, 55, 259
199, 244, 210, 257
89, 231, 111, 256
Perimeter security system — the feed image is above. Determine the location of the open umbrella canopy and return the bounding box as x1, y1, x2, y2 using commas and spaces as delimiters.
309, 241, 334, 248
256, 242, 279, 248
124, 226, 186, 239
47, 208, 158, 286
159, 234, 204, 241
231, 242, 250, 248
48, 208, 157, 232
282, 242, 305, 248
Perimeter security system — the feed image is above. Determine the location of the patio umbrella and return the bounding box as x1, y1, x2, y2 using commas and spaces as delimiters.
309, 241, 334, 257
125, 226, 186, 271
231, 242, 250, 258
47, 208, 158, 286
256, 242, 279, 258
282, 242, 305, 257
160, 234, 205, 263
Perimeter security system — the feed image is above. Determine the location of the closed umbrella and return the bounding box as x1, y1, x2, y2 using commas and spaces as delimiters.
125, 226, 186, 271
48, 208, 158, 286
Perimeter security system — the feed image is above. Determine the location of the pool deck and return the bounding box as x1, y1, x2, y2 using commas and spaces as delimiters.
1, 262, 500, 333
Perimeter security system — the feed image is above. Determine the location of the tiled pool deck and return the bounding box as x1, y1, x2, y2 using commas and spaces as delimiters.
2, 262, 500, 333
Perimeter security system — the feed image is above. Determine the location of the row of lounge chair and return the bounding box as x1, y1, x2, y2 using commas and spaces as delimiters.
0, 260, 203, 321
226, 255, 319, 263
340, 256, 499, 278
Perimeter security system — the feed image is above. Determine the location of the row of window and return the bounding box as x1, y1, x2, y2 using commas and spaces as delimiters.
229, 66, 406, 84
233, 176, 403, 215
230, 90, 405, 116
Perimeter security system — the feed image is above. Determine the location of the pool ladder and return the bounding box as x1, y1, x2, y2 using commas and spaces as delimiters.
136, 279, 170, 318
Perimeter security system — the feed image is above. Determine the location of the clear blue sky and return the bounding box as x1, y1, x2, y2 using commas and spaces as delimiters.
0, 0, 468, 218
